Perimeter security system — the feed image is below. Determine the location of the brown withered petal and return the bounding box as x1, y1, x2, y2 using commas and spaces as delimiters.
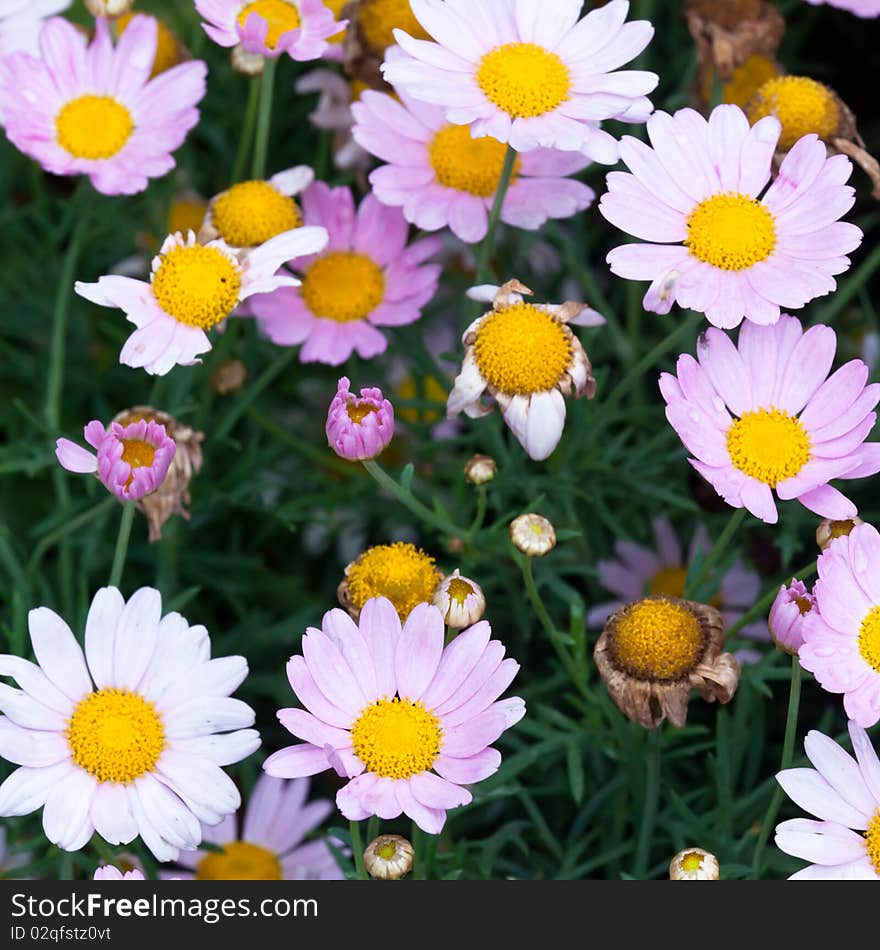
594, 596, 740, 730
341, 1, 392, 94
112, 407, 204, 543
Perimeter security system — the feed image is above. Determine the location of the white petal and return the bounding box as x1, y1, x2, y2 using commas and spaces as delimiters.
27, 607, 91, 702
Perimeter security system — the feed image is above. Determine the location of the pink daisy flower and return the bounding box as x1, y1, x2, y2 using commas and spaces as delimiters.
171, 775, 343, 880
326, 377, 395, 462
381, 0, 656, 160
93, 867, 146, 881
263, 597, 525, 834
799, 522, 880, 727
660, 315, 880, 525
600, 104, 863, 329
586, 515, 766, 641
195, 0, 344, 61
56, 417, 176, 503
0, 16, 206, 196
0, 0, 70, 57
804, 0, 880, 14
351, 78, 596, 244
75, 226, 328, 376
247, 183, 441, 365
775, 723, 880, 879
768, 579, 815, 655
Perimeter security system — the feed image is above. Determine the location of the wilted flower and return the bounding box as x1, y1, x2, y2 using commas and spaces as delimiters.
364, 834, 414, 880
464, 454, 497, 486
669, 847, 720, 880
338, 542, 442, 621
211, 359, 249, 395
817, 516, 864, 551
112, 408, 204, 542
594, 596, 740, 728
510, 514, 557, 558
433, 570, 486, 629
768, 579, 815, 655
325, 377, 394, 462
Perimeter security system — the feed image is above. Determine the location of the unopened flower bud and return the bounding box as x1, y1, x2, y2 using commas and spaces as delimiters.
768, 579, 815, 656
363, 835, 414, 881
326, 377, 394, 462
433, 570, 486, 629
464, 453, 497, 486
85, 0, 134, 17
669, 847, 720, 881
816, 516, 864, 552
510, 514, 556, 557
231, 45, 265, 76
211, 359, 248, 396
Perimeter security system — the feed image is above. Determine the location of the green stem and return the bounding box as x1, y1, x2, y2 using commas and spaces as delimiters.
751, 657, 802, 879
633, 728, 662, 879
28, 497, 116, 576
108, 503, 136, 589
350, 820, 366, 880
251, 57, 277, 180
362, 459, 465, 540
474, 145, 517, 285
215, 349, 295, 440
232, 76, 261, 183
469, 485, 488, 534
685, 507, 748, 599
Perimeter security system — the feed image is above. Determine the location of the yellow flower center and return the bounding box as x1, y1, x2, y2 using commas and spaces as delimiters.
829, 519, 859, 540
238, 0, 301, 49
359, 0, 429, 51
67, 688, 165, 784
428, 125, 520, 198
473, 303, 572, 396
476, 43, 571, 119
680, 850, 705, 873
120, 439, 157, 471
447, 577, 475, 604
196, 841, 282, 880
212, 180, 302, 248
301, 252, 385, 323
351, 697, 442, 779
345, 542, 440, 620
747, 76, 841, 151
866, 811, 880, 875
795, 596, 813, 615
117, 13, 181, 77
610, 598, 705, 681
346, 402, 378, 425
722, 54, 780, 110
376, 840, 398, 860
55, 95, 134, 161
686, 192, 776, 271
167, 197, 208, 238
152, 245, 241, 330
726, 409, 811, 486
858, 606, 880, 673
325, 0, 348, 43
396, 375, 447, 425
648, 565, 688, 599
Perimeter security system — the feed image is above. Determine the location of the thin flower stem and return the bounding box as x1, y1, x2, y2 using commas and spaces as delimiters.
215, 349, 295, 440
469, 485, 488, 534
684, 507, 748, 600
474, 145, 517, 286
362, 459, 465, 540
232, 76, 261, 183
108, 503, 136, 590
751, 657, 802, 879
251, 56, 277, 180
633, 727, 662, 879
349, 820, 367, 880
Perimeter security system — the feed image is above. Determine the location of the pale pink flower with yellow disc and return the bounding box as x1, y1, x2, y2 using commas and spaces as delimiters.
56, 417, 176, 502
382, 0, 657, 160
661, 315, 880, 524
326, 377, 394, 462
600, 104, 863, 329
75, 226, 328, 375
0, 16, 206, 195
195, 0, 344, 61
263, 597, 525, 834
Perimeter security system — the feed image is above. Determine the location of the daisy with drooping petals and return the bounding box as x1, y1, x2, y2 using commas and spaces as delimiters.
382, 0, 657, 160
799, 522, 880, 727
600, 104, 863, 329
775, 723, 880, 879
171, 774, 343, 880
0, 587, 260, 860
661, 315, 880, 525
586, 515, 766, 642
247, 183, 441, 365
447, 281, 601, 462
0, 0, 69, 57
75, 226, 329, 375
263, 597, 525, 833
0, 16, 206, 196
195, 0, 344, 61
804, 0, 880, 15
94, 867, 146, 881
351, 77, 596, 243
56, 417, 176, 502
199, 166, 314, 249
